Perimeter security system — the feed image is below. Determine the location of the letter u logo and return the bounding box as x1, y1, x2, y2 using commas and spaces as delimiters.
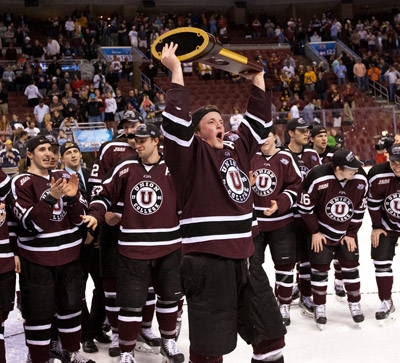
140, 191, 153, 205
393, 200, 400, 212
334, 204, 345, 215
258, 176, 268, 188
229, 171, 242, 190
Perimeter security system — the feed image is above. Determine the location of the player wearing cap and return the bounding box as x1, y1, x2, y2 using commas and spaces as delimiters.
284, 118, 321, 316
83, 123, 184, 363
309, 126, 345, 300
249, 125, 302, 326
161, 42, 286, 363
367, 143, 400, 322
88, 111, 161, 357
309, 125, 337, 164
8, 136, 94, 363
297, 149, 368, 329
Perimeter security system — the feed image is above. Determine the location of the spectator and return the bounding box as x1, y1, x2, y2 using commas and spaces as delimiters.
0, 139, 20, 177
353, 58, 367, 92
24, 119, 40, 138
24, 81, 44, 109
4, 42, 17, 62
114, 88, 126, 122
13, 130, 28, 173
33, 98, 50, 128
0, 115, 13, 143
331, 94, 343, 128
31, 39, 45, 61
46, 36, 60, 58
84, 93, 103, 124
35, 67, 50, 96
0, 81, 9, 116
368, 63, 381, 82
47, 56, 62, 78
128, 26, 138, 47
290, 100, 300, 119
315, 72, 328, 100
384, 65, 400, 103
229, 106, 245, 132
2, 65, 16, 91
303, 65, 317, 91
333, 59, 347, 85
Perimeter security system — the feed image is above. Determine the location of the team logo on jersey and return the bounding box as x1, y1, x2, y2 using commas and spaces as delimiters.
252, 168, 277, 196
130, 181, 163, 215
41, 190, 66, 221
384, 193, 400, 218
299, 165, 310, 179
325, 196, 354, 222
220, 158, 251, 203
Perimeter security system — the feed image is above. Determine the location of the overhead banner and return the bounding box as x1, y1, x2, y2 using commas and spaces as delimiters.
309, 42, 336, 57
101, 47, 133, 62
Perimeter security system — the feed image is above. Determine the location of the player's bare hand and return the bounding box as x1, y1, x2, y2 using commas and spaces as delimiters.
311, 232, 326, 253
81, 215, 98, 230
240, 71, 265, 91
63, 173, 79, 197
161, 42, 180, 72
105, 211, 121, 226
341, 236, 357, 252
249, 170, 256, 186
0, 203, 6, 223
84, 233, 94, 245
50, 177, 65, 199
371, 228, 387, 248
14, 256, 21, 273
264, 200, 278, 216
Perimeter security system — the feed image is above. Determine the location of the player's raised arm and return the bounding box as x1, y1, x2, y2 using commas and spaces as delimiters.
161, 42, 184, 86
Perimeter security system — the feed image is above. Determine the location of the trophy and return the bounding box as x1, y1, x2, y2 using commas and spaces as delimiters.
151, 27, 263, 74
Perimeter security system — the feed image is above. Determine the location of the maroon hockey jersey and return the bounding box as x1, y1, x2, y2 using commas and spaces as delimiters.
88, 136, 137, 185
10, 170, 86, 266
88, 156, 181, 260
368, 161, 400, 237
297, 163, 368, 246
250, 149, 302, 232
0, 171, 13, 274
162, 83, 272, 259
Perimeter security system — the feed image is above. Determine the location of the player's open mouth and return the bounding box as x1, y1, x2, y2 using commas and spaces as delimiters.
217, 132, 223, 139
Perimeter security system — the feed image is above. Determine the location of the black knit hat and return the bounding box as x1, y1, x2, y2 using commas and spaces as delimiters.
191, 105, 221, 127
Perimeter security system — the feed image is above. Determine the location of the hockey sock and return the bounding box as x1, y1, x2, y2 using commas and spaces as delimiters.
118, 307, 142, 353
24, 318, 52, 363
373, 260, 393, 300
274, 264, 294, 304
156, 299, 178, 339
141, 286, 156, 329
310, 264, 329, 305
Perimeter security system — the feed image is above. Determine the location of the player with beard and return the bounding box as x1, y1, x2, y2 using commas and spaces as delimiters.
88, 111, 163, 358
249, 126, 302, 326
367, 143, 400, 323
297, 149, 367, 329
161, 42, 286, 363
284, 118, 320, 317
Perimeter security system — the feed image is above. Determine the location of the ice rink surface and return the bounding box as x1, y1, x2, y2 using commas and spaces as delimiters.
5, 210, 400, 362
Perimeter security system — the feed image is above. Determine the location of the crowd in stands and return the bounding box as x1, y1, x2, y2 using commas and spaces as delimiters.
0, 5, 400, 172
